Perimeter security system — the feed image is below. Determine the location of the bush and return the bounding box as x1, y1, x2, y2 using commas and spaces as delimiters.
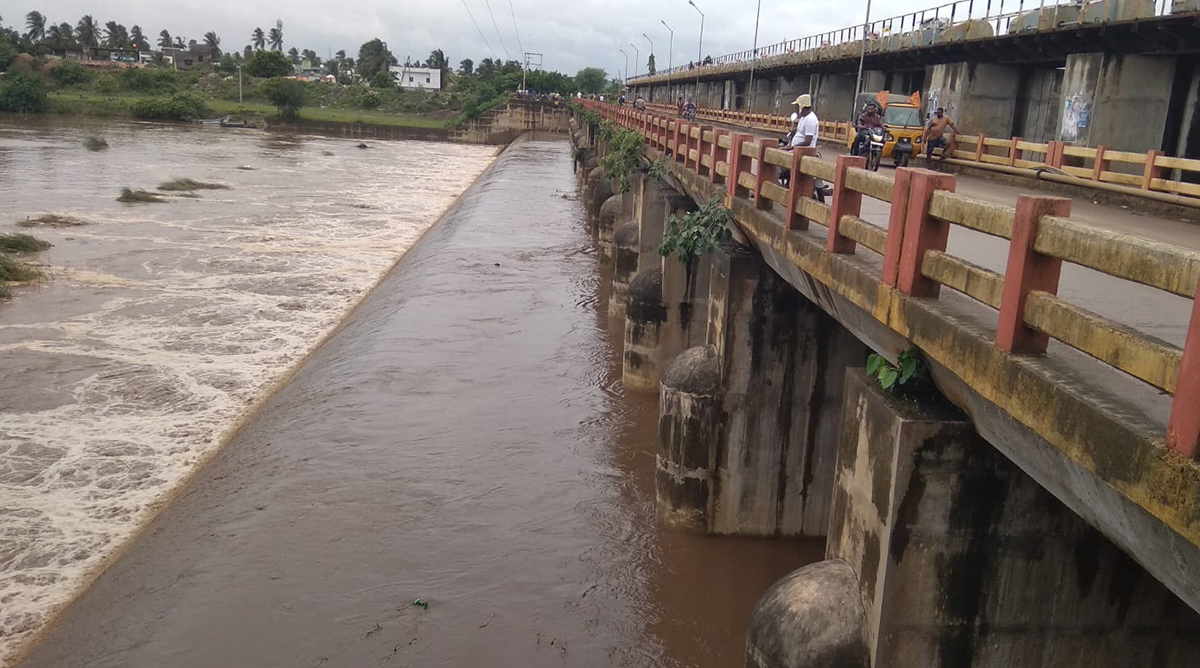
130, 92, 208, 121
358, 90, 382, 109
49, 61, 91, 87
0, 72, 48, 113
370, 70, 394, 89
245, 50, 293, 78
258, 77, 307, 120
120, 68, 179, 94
93, 72, 120, 94
0, 35, 15, 72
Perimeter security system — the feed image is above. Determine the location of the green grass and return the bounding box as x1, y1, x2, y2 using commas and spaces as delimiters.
0, 252, 44, 282
117, 188, 167, 203
158, 178, 230, 192
0, 233, 52, 253
17, 213, 87, 228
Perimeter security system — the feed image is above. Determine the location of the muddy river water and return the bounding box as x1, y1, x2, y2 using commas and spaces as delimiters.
2, 121, 819, 667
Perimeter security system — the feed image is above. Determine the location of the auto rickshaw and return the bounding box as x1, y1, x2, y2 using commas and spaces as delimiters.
845, 92, 925, 167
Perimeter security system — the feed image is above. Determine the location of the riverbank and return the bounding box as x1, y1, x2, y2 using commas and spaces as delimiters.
47, 91, 450, 129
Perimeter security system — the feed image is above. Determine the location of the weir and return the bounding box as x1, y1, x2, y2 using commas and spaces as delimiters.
572, 101, 1200, 666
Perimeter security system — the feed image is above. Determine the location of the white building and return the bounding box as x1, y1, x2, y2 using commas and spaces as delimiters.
388, 66, 441, 90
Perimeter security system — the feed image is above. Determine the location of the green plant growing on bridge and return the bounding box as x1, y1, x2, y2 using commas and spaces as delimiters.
646, 157, 670, 182
658, 193, 732, 261
600, 125, 646, 194
866, 347, 926, 392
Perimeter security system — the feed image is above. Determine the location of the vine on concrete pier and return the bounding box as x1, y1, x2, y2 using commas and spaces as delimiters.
658, 193, 732, 261
866, 347, 926, 392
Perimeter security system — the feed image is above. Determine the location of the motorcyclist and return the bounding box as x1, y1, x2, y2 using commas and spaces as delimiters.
853, 102, 884, 156
683, 98, 697, 121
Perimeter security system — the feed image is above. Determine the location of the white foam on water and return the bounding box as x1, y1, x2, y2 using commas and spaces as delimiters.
0, 121, 497, 664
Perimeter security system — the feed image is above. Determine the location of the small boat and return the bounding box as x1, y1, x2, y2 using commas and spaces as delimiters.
219, 119, 256, 129
194, 115, 230, 125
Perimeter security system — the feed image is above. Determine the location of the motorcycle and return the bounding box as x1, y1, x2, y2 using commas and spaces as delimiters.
892, 136, 913, 168
777, 114, 833, 204
865, 126, 885, 172
683, 102, 697, 122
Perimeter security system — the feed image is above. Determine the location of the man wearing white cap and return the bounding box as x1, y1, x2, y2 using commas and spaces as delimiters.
790, 93, 819, 149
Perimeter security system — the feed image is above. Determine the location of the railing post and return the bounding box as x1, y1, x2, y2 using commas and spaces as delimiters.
674, 121, 686, 163
1168, 276, 1200, 459
787, 148, 819, 230
1008, 136, 1024, 166
698, 126, 714, 178
1143, 149, 1164, 191
974, 133, 987, 163
728, 133, 755, 198
711, 129, 730, 186
828, 155, 866, 253
996, 195, 1070, 355
896, 169, 957, 298
754, 141, 779, 211
1047, 140, 1068, 169
1091, 145, 1109, 182
883, 167, 915, 286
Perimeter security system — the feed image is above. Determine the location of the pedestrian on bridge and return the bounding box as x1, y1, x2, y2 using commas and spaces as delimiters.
791, 94, 819, 149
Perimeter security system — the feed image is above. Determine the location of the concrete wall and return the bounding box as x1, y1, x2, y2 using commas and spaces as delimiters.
1059, 52, 1175, 151
923, 62, 1021, 138
812, 73, 856, 123
1013, 66, 1063, 144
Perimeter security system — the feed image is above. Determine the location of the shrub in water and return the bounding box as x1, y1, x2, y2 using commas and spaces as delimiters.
0, 233, 52, 253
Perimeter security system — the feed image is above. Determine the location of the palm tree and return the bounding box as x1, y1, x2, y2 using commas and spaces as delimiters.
104, 21, 128, 49
251, 27, 264, 50
25, 11, 46, 41
287, 46, 299, 64
75, 14, 99, 57
47, 22, 76, 50
157, 29, 171, 49
243, 44, 252, 59
267, 20, 283, 51
129, 25, 144, 51
203, 31, 220, 57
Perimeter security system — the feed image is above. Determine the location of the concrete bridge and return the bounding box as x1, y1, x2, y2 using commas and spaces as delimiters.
572, 99, 1200, 666
626, 1, 1200, 162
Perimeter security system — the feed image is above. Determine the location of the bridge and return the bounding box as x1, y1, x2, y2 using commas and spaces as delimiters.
625, 0, 1200, 167
573, 99, 1200, 666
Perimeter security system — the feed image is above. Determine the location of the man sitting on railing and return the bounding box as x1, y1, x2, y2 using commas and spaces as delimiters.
924, 107, 958, 160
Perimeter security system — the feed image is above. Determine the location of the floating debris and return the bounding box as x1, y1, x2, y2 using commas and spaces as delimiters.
158, 178, 232, 192
17, 214, 87, 228
0, 233, 52, 254
412, 598, 429, 610
117, 188, 167, 203
83, 136, 109, 151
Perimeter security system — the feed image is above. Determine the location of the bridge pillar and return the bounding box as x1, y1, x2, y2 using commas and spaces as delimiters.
812, 73, 856, 122
782, 370, 1200, 668
657, 242, 868, 536
597, 194, 626, 263
1059, 53, 1175, 152
923, 62, 1020, 138
610, 221, 639, 320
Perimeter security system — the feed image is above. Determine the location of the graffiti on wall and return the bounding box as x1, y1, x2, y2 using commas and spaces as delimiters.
1062, 92, 1092, 143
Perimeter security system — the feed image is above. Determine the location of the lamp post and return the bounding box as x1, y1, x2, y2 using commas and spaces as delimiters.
852, 0, 873, 120
237, 64, 243, 103
662, 20, 674, 100
630, 43, 639, 79
747, 0, 762, 111
688, 0, 704, 102
619, 48, 628, 84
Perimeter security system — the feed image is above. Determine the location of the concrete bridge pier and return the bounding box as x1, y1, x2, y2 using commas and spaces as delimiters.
1059, 52, 1176, 153
597, 193, 630, 264
747, 371, 1200, 667
610, 221, 639, 321
923, 62, 1021, 138
658, 242, 868, 536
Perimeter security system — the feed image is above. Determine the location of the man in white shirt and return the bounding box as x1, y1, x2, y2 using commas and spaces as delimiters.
790, 94, 819, 148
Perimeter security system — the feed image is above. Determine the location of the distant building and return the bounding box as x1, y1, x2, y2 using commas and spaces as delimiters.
295, 59, 324, 80
387, 66, 441, 90
139, 42, 218, 69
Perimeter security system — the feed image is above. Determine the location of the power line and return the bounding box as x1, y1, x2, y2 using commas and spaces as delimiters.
481, 0, 511, 60
460, 0, 497, 59
507, 0, 525, 61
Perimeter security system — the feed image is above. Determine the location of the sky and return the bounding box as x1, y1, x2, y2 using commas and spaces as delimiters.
3, 0, 935, 78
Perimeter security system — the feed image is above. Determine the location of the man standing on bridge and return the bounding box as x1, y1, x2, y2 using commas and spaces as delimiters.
924, 107, 958, 160
791, 94, 819, 149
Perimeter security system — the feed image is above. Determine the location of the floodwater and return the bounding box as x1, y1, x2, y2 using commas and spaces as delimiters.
0, 117, 495, 664
4, 124, 819, 667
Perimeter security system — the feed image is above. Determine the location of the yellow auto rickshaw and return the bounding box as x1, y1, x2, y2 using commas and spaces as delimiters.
845, 92, 925, 167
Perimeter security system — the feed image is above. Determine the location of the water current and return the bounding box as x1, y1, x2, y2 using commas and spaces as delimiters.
4, 123, 820, 667
0, 117, 496, 663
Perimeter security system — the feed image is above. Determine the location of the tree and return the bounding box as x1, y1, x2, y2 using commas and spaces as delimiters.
0, 71, 48, 112
647, 54, 655, 75
370, 69, 394, 89
47, 23, 75, 50
129, 25, 145, 51
158, 29, 172, 48
259, 77, 306, 119
287, 47, 299, 64
104, 21, 128, 48
75, 15, 99, 57
251, 27, 264, 50
574, 67, 607, 94
203, 31, 220, 55
355, 38, 395, 81
458, 58, 473, 76
243, 44, 252, 60
268, 19, 282, 51
25, 11, 45, 41
424, 48, 449, 89
244, 49, 292, 78
300, 49, 319, 67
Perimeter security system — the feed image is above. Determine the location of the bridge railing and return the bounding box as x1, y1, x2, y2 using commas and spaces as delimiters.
581, 98, 1200, 460
639, 102, 1200, 204
633, 0, 1179, 81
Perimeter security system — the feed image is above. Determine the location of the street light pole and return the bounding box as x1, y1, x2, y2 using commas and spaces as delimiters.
747, 0, 762, 111
237, 64, 243, 103
619, 48, 628, 84
630, 43, 639, 79
852, 0, 873, 120
688, 0, 704, 103
662, 20, 673, 101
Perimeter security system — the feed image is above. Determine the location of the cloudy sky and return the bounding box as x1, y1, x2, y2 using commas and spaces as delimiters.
4, 0, 934, 76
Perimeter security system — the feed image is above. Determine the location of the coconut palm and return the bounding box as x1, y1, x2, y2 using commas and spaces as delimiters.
267, 19, 283, 51
129, 25, 145, 51
251, 27, 264, 50
75, 14, 99, 57
157, 29, 171, 48
47, 22, 76, 49
287, 46, 299, 63
204, 31, 220, 49
25, 11, 46, 41
104, 21, 128, 48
